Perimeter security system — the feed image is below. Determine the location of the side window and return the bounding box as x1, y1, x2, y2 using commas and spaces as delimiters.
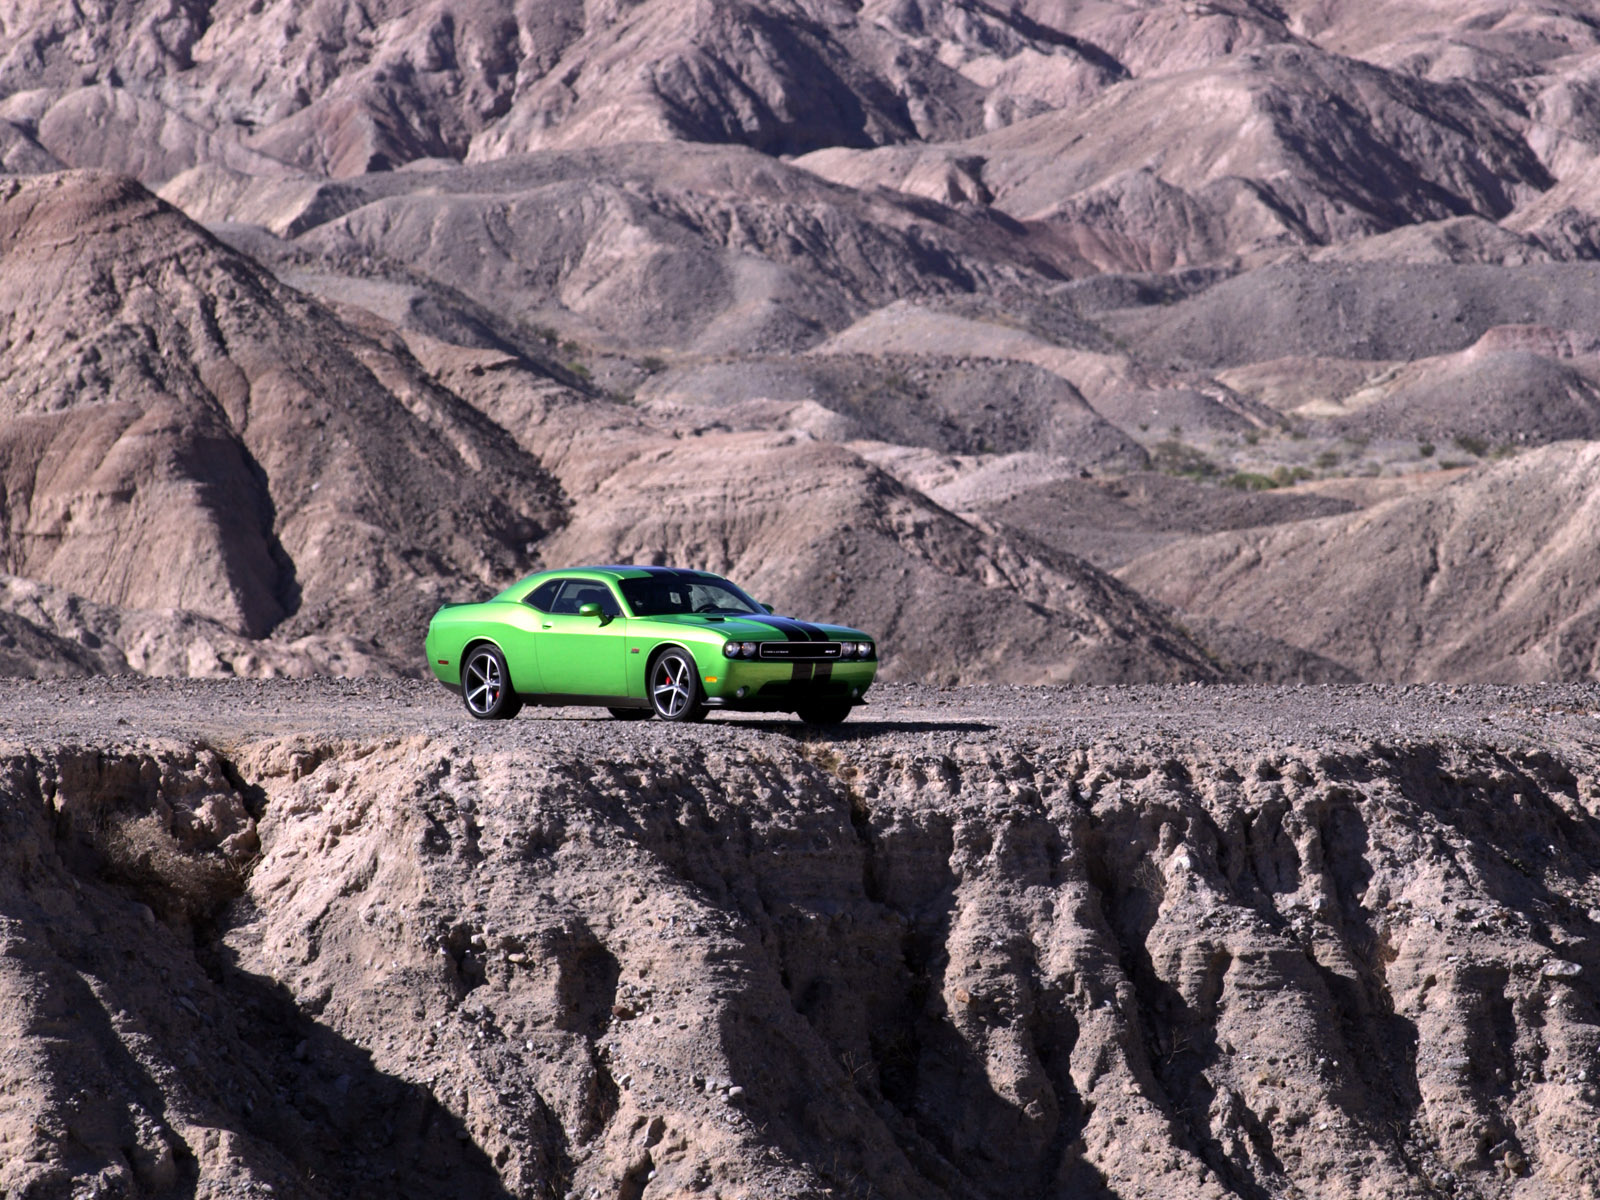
551, 579, 621, 617
525, 580, 561, 612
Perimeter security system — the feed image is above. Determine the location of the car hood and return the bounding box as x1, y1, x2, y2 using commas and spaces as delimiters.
640, 613, 870, 640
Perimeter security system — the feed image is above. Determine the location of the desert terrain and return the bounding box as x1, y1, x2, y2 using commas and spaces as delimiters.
3, 0, 1600, 682
5, 1, 1600, 1198
2, 680, 1598, 1198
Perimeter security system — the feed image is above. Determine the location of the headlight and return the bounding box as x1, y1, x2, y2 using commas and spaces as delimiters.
859, 642, 874, 658
840, 642, 858, 656
722, 641, 739, 658
742, 642, 758, 657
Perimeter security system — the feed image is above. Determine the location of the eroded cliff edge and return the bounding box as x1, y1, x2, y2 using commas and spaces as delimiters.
1, 681, 1597, 1200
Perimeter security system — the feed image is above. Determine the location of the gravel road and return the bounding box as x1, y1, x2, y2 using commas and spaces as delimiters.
4, 677, 1599, 756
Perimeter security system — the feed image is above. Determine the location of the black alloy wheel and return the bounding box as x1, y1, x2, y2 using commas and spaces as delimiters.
461, 644, 521, 720
649, 649, 707, 722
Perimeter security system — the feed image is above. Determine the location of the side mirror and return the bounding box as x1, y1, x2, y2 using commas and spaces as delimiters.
760, 602, 775, 614
578, 602, 613, 626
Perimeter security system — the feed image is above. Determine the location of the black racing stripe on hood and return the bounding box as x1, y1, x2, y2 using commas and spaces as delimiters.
745, 613, 830, 641
738, 614, 817, 641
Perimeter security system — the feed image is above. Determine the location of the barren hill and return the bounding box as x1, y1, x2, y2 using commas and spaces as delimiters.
0, 169, 1241, 686
9, 0, 1600, 687
635, 352, 1147, 464
1099, 263, 1600, 370
799, 41, 1552, 271
0, 169, 564, 663
1118, 442, 1600, 683
161, 145, 1075, 354
412, 338, 1229, 685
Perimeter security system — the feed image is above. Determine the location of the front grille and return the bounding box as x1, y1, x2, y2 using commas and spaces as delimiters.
758, 641, 842, 661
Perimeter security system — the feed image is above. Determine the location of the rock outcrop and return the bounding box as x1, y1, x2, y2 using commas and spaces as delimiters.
1, 679, 1596, 1198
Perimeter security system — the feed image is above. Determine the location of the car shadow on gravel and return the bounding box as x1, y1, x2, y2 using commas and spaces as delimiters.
722, 719, 997, 739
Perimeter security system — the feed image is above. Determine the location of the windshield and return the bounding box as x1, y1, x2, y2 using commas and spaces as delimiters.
619, 575, 762, 617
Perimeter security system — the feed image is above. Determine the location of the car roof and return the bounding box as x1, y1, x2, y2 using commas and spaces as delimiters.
494, 565, 722, 599
551, 565, 721, 581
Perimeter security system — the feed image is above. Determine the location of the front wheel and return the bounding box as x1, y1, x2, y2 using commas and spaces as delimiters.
461, 644, 521, 720
649, 649, 707, 723
796, 702, 853, 727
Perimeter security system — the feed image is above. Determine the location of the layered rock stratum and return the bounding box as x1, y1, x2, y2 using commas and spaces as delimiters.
1, 680, 1597, 1199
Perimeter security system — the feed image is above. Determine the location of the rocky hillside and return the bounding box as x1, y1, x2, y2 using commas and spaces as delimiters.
0, 168, 1228, 685
6, 0, 1600, 681
1118, 442, 1600, 683
2, 679, 1597, 1198
0, 169, 564, 664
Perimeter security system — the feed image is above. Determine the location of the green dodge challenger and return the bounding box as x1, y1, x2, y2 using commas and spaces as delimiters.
425, 565, 877, 724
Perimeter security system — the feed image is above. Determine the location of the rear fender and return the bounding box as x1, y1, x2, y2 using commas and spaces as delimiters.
459, 636, 521, 694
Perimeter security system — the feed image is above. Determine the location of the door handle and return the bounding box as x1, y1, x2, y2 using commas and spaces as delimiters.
541, 623, 553, 629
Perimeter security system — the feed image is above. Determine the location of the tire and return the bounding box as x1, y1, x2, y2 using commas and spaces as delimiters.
608, 707, 653, 721
460, 644, 522, 720
648, 648, 707, 722
796, 701, 853, 727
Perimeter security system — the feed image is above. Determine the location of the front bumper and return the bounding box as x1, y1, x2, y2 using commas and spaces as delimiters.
704, 691, 869, 712
699, 657, 876, 710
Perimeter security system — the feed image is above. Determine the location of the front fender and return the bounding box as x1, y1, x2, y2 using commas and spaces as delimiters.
638, 639, 725, 701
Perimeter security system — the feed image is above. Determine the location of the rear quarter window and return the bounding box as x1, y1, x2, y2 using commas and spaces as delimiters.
525, 580, 561, 612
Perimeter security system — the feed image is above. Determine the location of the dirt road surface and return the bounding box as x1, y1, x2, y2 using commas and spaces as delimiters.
5, 677, 1599, 752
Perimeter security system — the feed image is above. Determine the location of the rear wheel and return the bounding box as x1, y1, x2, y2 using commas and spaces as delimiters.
796, 701, 853, 727
608, 707, 653, 721
461, 644, 521, 720
649, 649, 707, 723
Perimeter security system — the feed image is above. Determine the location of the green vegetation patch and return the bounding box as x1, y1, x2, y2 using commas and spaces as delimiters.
1152, 440, 1220, 479
1224, 465, 1314, 490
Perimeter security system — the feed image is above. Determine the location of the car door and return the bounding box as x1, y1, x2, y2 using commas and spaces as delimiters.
534, 578, 629, 697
